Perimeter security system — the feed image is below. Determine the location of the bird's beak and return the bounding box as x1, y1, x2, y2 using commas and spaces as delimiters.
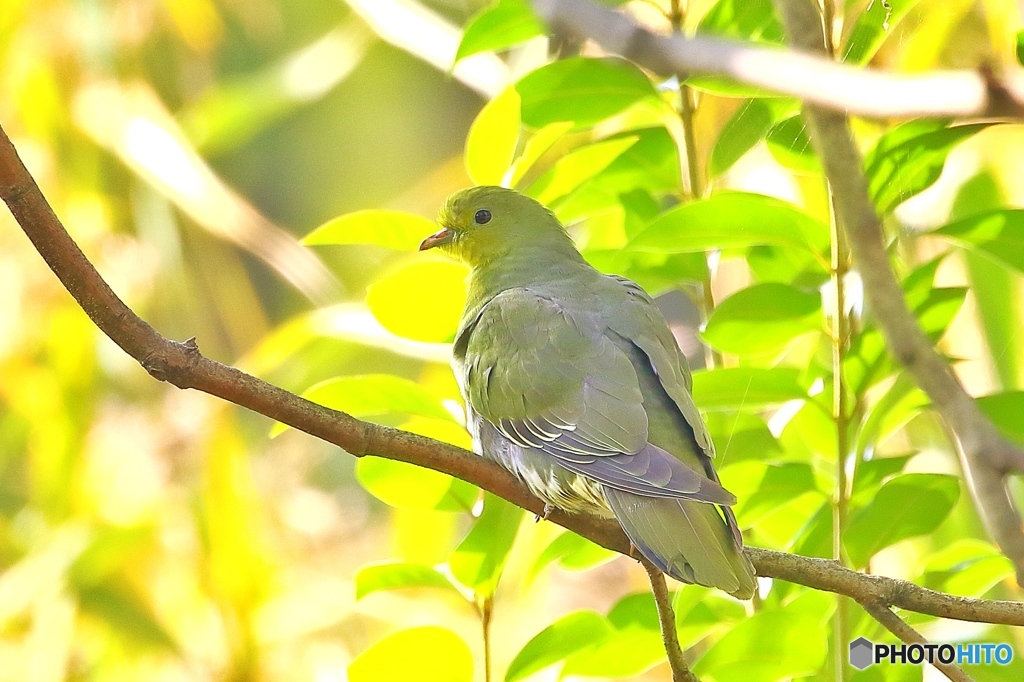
419, 227, 455, 251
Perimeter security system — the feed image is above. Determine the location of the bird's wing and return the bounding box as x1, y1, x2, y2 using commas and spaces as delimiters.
458, 287, 732, 503
605, 276, 716, 459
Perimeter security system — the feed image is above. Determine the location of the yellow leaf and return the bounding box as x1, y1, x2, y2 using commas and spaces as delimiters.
465, 87, 521, 186
302, 210, 438, 251
349, 626, 473, 682
366, 256, 468, 343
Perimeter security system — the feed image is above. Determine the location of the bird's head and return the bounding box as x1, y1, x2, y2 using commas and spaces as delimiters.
420, 186, 574, 268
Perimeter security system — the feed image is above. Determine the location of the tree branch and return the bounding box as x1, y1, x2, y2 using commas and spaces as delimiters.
857, 599, 972, 682
642, 559, 698, 682
531, 0, 1024, 120
1, 123, 1022, 632
769, 0, 1024, 585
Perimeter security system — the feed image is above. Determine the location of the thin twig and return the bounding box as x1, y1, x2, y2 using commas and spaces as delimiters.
857, 599, 973, 682
0, 124, 1022, 627
770, 0, 1024, 585
642, 559, 699, 682
531, 0, 1024, 120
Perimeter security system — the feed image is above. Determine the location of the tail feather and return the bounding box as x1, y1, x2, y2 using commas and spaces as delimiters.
605, 488, 756, 599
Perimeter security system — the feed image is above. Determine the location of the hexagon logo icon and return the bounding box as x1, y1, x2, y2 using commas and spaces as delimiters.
849, 637, 874, 670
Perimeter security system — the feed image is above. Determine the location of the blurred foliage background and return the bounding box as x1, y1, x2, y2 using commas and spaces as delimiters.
3, 0, 1024, 681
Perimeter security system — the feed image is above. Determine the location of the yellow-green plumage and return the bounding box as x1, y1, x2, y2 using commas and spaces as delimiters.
422, 186, 755, 598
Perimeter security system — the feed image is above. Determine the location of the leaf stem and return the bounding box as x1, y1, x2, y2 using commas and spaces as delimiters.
481, 595, 494, 682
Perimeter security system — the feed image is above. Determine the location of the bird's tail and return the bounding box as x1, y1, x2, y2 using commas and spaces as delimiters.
604, 488, 756, 599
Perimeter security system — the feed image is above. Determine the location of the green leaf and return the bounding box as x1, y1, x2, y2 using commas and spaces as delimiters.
934, 209, 1024, 275
307, 374, 451, 421
1017, 30, 1024, 66
525, 136, 638, 205
735, 463, 819, 526
355, 562, 461, 599
850, 454, 914, 506
697, 0, 783, 44
704, 412, 783, 464
976, 391, 1024, 445
271, 374, 454, 437
303, 210, 438, 251
349, 626, 473, 682
747, 243, 829, 285
921, 540, 1014, 598
691, 367, 806, 411
449, 493, 522, 595
695, 609, 827, 682
465, 87, 521, 186
765, 115, 820, 173
508, 121, 574, 188
864, 121, 989, 214
366, 256, 468, 343
516, 57, 658, 130
845, 473, 961, 567
608, 592, 660, 631
356, 457, 472, 511
455, 0, 544, 63
528, 531, 616, 581
559, 127, 682, 206
630, 192, 830, 254
561, 628, 666, 678
702, 283, 821, 355
710, 99, 786, 177
843, 0, 922, 65
505, 611, 613, 682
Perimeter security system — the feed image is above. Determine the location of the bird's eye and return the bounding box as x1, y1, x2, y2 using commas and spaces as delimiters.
474, 209, 492, 225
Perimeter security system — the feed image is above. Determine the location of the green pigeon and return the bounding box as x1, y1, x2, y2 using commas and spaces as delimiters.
420, 186, 756, 599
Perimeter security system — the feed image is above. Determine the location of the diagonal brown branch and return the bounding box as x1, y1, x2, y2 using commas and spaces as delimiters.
0, 123, 1022, 631
532, 0, 1024, 120
769, 0, 1024, 585
857, 599, 973, 682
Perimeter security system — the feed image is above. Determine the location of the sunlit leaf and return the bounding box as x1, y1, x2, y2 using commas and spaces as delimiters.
525, 136, 637, 204
455, 0, 544, 63
735, 463, 819, 526
271, 373, 453, 436
698, 0, 784, 44
465, 87, 521, 186
357, 457, 471, 511
527, 531, 617, 581
702, 283, 821, 355
865, 121, 989, 214
765, 115, 819, 173
449, 493, 521, 595
704, 412, 783, 464
630, 192, 830, 254
607, 592, 659, 631
1017, 30, 1024, 66
710, 99, 785, 177
850, 454, 914, 506
843, 0, 922, 65
921, 539, 1013, 598
508, 121, 574, 188
355, 562, 461, 599
303, 210, 438, 251
348, 626, 473, 682
845, 474, 961, 567
505, 610, 613, 682
366, 256, 468, 342
934, 209, 1024, 275
562, 628, 666, 678
695, 609, 827, 682
310, 374, 450, 421
976, 391, 1024, 445
692, 367, 806, 411
516, 57, 658, 130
